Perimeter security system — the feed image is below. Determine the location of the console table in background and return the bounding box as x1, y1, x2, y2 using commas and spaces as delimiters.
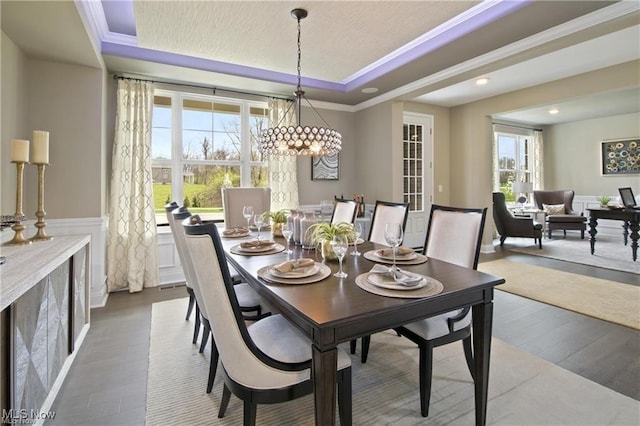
0, 235, 91, 424
587, 208, 640, 261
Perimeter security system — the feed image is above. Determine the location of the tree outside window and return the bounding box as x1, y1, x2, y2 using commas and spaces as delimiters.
151, 91, 269, 224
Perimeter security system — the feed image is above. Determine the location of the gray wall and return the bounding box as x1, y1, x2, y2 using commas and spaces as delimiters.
1, 31, 29, 216
545, 112, 640, 197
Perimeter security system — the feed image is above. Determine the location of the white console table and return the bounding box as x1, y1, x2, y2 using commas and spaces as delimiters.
0, 235, 90, 424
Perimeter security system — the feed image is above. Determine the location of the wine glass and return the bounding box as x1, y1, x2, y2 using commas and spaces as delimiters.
384, 223, 404, 272
242, 205, 254, 230
281, 222, 293, 255
253, 212, 265, 241
331, 234, 348, 278
350, 222, 363, 256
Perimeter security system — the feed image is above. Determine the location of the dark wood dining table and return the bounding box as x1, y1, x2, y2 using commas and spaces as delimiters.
221, 236, 505, 425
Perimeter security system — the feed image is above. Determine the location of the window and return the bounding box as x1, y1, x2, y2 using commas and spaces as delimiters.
494, 126, 539, 203
152, 90, 269, 224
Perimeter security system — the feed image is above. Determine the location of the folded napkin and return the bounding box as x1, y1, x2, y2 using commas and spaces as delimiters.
223, 227, 249, 236
240, 239, 275, 249
273, 258, 315, 273
370, 264, 423, 287
377, 246, 414, 257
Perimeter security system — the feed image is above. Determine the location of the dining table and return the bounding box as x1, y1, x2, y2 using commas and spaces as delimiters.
220, 233, 505, 425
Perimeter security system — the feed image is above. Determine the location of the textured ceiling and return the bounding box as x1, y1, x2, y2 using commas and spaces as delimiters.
133, 1, 479, 82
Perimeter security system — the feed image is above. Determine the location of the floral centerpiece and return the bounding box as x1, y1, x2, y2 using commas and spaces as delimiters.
263, 209, 288, 237
305, 221, 354, 260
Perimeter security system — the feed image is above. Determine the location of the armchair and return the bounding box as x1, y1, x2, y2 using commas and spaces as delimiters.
492, 192, 543, 248
533, 190, 587, 239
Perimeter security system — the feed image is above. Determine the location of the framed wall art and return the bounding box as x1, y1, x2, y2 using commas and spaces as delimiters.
311, 154, 339, 180
600, 138, 640, 175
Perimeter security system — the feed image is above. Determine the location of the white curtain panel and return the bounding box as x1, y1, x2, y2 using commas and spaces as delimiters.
107, 80, 159, 292
267, 99, 299, 211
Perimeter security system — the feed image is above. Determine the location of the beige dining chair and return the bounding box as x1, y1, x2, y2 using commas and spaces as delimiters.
173, 208, 270, 394
358, 204, 487, 418
183, 217, 352, 425
221, 187, 271, 228
367, 200, 410, 244
330, 199, 358, 225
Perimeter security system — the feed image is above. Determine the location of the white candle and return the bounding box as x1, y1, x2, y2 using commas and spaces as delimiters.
11, 139, 29, 163
32, 130, 49, 164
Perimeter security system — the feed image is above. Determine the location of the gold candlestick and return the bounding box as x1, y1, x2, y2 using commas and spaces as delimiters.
4, 161, 31, 246
30, 163, 52, 242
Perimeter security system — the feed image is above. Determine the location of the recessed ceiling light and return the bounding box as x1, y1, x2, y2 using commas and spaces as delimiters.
361, 87, 378, 94
476, 77, 489, 86
549, 108, 559, 115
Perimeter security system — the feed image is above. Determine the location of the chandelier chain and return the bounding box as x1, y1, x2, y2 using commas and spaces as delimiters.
297, 15, 302, 92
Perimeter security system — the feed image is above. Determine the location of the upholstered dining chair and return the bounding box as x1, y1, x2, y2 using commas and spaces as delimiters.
221, 187, 271, 228
358, 204, 487, 418
349, 200, 410, 355
164, 202, 196, 327
173, 209, 268, 394
367, 200, 410, 245
330, 199, 358, 225
183, 217, 352, 425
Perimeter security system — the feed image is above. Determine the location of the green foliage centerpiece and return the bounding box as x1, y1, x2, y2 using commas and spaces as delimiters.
263, 209, 288, 237
306, 221, 354, 261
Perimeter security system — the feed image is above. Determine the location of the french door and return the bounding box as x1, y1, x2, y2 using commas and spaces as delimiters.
402, 113, 433, 249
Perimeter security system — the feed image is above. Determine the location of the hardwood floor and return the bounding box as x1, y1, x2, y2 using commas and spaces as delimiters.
46, 242, 639, 425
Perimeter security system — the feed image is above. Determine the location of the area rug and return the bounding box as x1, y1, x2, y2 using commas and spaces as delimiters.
479, 259, 640, 330
146, 299, 639, 425
507, 234, 639, 275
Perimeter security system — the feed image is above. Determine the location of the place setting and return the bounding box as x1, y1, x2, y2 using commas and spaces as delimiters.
257, 257, 331, 285
363, 223, 428, 265
230, 238, 285, 256
355, 264, 444, 299
221, 227, 251, 238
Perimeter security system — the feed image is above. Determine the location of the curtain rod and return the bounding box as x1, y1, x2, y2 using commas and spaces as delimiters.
112, 74, 293, 102
493, 121, 543, 132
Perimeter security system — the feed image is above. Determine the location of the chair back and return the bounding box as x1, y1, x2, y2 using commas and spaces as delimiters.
423, 204, 487, 270
221, 187, 271, 228
533, 190, 575, 214
183, 218, 310, 389
368, 200, 409, 245
492, 192, 511, 236
164, 202, 193, 290
330, 199, 358, 225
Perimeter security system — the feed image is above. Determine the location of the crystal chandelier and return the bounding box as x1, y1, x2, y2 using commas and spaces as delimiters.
258, 8, 342, 156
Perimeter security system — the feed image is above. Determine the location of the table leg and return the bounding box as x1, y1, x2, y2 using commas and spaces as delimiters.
629, 221, 639, 262
312, 344, 338, 426
472, 301, 493, 426
622, 221, 629, 246
588, 216, 598, 255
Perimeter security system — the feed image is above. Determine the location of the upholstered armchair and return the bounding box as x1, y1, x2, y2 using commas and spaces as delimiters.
492, 192, 543, 248
533, 190, 587, 239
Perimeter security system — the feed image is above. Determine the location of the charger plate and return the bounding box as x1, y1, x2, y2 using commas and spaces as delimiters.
355, 272, 444, 299
257, 263, 331, 285
363, 250, 428, 265
230, 243, 285, 256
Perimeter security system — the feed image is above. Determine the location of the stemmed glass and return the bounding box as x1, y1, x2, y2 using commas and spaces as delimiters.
253, 212, 265, 241
331, 234, 349, 278
242, 205, 254, 230
350, 222, 363, 256
384, 223, 404, 272
281, 221, 293, 255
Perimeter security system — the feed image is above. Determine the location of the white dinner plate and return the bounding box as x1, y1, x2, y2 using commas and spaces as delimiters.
269, 264, 320, 279
375, 249, 418, 261
237, 243, 276, 253
367, 272, 427, 291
